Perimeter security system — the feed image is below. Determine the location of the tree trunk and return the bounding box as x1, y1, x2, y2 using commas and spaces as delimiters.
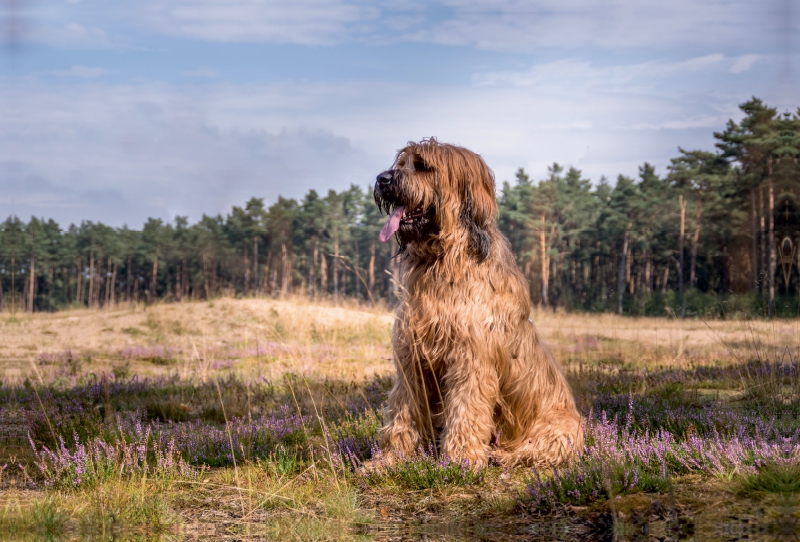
28, 256, 35, 313
10, 255, 15, 314
253, 236, 259, 295
760, 186, 766, 288
341, 255, 346, 298
202, 252, 210, 299
689, 190, 702, 289
625, 247, 632, 293
644, 247, 651, 294
264, 252, 272, 296
679, 195, 686, 317
368, 239, 375, 297
151, 255, 158, 302
96, 258, 103, 309
281, 244, 289, 296
212, 258, 218, 296
597, 254, 612, 303
569, 256, 575, 288
300, 254, 307, 294
310, 238, 318, 298
320, 253, 328, 295
21, 274, 26, 313
540, 214, 549, 308
182, 258, 188, 300
47, 266, 53, 307
111, 260, 117, 307
270, 254, 278, 295
76, 258, 82, 306
105, 257, 112, 308
176, 262, 182, 302
751, 189, 758, 291
618, 224, 631, 316
244, 247, 250, 296
354, 239, 360, 299
89, 249, 95, 309
333, 224, 339, 304
768, 159, 776, 318
127, 256, 132, 302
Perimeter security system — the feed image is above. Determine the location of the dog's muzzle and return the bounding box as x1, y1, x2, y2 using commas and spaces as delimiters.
374, 169, 399, 214
376, 170, 393, 187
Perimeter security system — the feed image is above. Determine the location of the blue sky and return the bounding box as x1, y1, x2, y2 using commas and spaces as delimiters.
1, 0, 797, 227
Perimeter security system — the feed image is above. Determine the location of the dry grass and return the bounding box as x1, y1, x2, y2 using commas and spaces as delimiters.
4, 297, 798, 386
534, 308, 800, 368
1, 297, 394, 385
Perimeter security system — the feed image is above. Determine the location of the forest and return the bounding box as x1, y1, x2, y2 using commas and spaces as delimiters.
2, 97, 800, 317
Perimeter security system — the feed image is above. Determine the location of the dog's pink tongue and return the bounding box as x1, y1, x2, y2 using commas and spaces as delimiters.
380, 206, 407, 243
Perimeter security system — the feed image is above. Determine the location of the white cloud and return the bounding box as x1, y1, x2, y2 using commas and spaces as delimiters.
53, 65, 107, 78
135, 0, 775, 53
144, 0, 379, 45
398, 0, 773, 53
0, 83, 372, 226
0, 72, 754, 227
472, 54, 731, 90
631, 116, 725, 130
730, 54, 761, 73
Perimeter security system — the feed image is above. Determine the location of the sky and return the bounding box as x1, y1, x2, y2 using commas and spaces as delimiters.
1, 0, 797, 227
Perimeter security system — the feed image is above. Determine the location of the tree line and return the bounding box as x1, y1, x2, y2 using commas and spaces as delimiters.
2, 97, 799, 317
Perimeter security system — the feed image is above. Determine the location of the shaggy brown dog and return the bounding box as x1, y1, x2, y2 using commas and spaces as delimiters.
373, 138, 583, 466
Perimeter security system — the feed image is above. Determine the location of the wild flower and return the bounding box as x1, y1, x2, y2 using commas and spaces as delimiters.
330, 409, 382, 462
28, 431, 197, 489
134, 405, 311, 467
522, 405, 799, 512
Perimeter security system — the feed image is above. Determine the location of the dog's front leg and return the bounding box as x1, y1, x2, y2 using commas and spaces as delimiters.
378, 357, 421, 459
440, 350, 498, 465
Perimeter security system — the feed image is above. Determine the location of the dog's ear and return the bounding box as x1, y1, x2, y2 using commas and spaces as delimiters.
461, 158, 496, 263
468, 222, 492, 262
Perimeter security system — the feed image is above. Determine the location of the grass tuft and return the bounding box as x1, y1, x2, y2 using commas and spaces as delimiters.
358, 447, 486, 490
738, 462, 800, 495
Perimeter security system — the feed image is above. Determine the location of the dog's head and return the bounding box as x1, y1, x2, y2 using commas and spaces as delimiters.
373, 138, 496, 262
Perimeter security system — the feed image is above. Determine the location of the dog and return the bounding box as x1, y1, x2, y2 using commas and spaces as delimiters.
373, 138, 583, 466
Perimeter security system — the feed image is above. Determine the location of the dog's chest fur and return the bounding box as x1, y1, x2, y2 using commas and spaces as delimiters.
393, 247, 530, 370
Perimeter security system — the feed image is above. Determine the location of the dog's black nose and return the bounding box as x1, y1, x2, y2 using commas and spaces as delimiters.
376, 171, 393, 185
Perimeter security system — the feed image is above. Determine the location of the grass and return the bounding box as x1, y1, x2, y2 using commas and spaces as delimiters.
1, 296, 799, 540
739, 463, 800, 495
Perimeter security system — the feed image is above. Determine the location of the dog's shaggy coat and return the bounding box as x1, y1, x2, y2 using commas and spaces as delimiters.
374, 138, 583, 466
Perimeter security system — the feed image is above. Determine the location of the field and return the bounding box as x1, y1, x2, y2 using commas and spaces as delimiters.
1, 298, 798, 541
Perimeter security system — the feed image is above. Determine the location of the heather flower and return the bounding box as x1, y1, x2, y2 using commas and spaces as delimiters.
28, 430, 197, 489
522, 404, 799, 512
